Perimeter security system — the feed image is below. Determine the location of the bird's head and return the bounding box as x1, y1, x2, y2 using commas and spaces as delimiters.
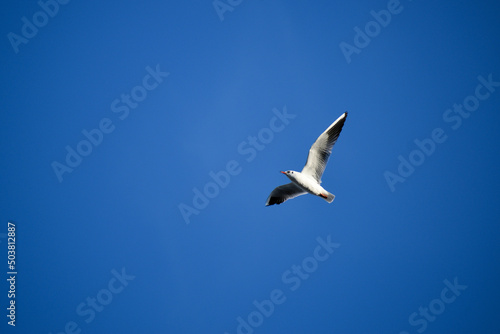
280, 170, 297, 180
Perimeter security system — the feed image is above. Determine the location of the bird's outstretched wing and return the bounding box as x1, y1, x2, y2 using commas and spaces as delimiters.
265, 183, 307, 206
301, 112, 347, 182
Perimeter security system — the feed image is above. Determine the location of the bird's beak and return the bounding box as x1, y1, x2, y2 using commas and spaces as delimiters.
280, 171, 286, 174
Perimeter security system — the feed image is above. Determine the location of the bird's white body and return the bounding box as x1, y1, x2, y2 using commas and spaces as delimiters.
265, 112, 347, 206
281, 170, 334, 202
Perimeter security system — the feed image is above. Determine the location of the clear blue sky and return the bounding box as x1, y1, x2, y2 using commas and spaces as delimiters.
1, 1, 500, 333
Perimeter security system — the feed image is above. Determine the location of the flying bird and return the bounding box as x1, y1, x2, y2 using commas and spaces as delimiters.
265, 112, 348, 206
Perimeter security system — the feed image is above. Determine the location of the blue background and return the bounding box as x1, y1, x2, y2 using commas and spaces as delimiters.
1, 0, 500, 333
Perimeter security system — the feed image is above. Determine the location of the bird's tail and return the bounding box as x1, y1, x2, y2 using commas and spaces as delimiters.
322, 192, 335, 203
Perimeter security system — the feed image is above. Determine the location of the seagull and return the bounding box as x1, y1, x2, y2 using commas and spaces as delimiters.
265, 112, 348, 206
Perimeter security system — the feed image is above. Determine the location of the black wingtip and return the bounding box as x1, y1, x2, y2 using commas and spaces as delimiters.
265, 197, 283, 206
